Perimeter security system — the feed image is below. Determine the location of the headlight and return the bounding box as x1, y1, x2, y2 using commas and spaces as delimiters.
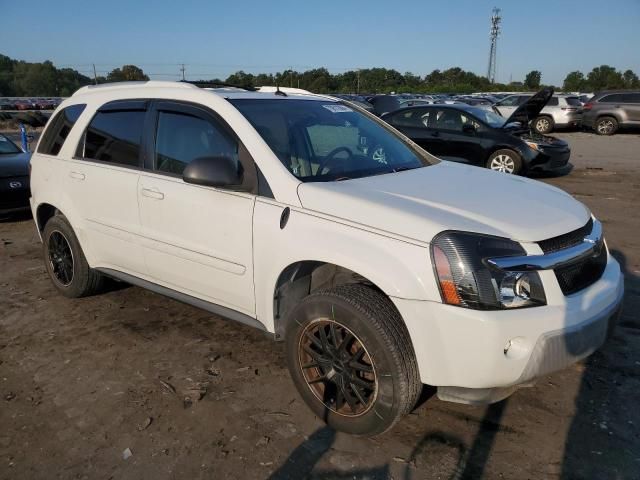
524, 141, 544, 152
431, 231, 546, 310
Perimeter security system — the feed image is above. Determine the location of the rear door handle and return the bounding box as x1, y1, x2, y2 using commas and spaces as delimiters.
69, 171, 85, 180
431, 131, 440, 138
141, 187, 165, 200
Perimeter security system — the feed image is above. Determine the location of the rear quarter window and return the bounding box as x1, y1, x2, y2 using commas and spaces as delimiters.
565, 97, 582, 107
37, 104, 86, 155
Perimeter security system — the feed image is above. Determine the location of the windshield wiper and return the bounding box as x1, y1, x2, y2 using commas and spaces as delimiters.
392, 166, 418, 173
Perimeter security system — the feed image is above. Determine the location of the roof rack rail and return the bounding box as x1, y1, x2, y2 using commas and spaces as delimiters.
182, 80, 257, 91
73, 81, 198, 96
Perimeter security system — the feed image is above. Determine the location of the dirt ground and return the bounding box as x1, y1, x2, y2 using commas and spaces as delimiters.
1, 131, 639, 480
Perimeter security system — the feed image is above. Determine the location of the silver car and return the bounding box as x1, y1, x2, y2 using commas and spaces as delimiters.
494, 94, 583, 133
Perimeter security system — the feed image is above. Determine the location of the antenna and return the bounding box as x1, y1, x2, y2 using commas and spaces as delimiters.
487, 7, 501, 84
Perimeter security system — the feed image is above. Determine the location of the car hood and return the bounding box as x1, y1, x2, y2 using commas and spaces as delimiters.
0, 152, 31, 178
297, 162, 590, 243
503, 87, 554, 127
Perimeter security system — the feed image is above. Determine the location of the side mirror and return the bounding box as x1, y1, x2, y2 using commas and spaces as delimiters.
462, 124, 477, 134
183, 156, 242, 188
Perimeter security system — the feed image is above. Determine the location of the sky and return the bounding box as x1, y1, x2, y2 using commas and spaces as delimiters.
1, 0, 639, 86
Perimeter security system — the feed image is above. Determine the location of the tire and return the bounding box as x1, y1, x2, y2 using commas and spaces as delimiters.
486, 149, 523, 175
42, 214, 104, 298
595, 116, 618, 135
285, 284, 421, 436
533, 116, 554, 134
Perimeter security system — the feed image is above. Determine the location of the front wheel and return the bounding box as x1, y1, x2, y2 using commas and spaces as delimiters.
285, 284, 421, 436
486, 149, 523, 175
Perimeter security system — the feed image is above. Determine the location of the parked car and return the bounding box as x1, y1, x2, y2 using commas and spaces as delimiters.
0, 99, 16, 111
0, 133, 31, 217
14, 100, 34, 111
382, 88, 572, 175
29, 81, 623, 435
454, 97, 495, 111
494, 93, 583, 133
582, 90, 640, 135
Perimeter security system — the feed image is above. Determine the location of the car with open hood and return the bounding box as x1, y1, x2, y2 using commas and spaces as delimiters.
28, 81, 623, 435
494, 92, 583, 133
381, 88, 572, 175
0, 133, 31, 218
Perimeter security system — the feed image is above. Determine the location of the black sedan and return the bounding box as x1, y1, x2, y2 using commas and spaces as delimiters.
0, 133, 31, 217
380, 88, 572, 176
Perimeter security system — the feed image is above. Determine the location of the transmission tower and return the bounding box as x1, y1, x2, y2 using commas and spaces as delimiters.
487, 7, 501, 83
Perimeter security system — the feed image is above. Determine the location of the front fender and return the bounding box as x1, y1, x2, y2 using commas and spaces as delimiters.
252, 199, 440, 333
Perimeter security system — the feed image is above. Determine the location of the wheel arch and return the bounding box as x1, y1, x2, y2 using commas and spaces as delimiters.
272, 261, 389, 340
35, 202, 59, 234
596, 112, 622, 123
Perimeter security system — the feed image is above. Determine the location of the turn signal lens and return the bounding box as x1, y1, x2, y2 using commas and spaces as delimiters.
432, 244, 462, 305
524, 141, 543, 152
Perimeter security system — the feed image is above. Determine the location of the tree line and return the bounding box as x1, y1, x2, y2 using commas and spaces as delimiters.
1, 53, 638, 97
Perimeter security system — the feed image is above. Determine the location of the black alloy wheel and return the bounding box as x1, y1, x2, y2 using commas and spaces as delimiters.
298, 319, 377, 417
48, 230, 74, 286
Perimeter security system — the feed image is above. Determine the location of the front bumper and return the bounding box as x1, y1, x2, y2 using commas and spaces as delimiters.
528, 149, 572, 174
392, 254, 624, 398
0, 176, 31, 215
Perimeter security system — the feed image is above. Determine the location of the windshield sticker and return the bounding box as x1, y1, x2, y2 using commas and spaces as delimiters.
322, 104, 353, 113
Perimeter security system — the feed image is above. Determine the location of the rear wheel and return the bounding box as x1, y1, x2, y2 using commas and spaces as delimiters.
595, 116, 618, 135
533, 116, 554, 134
486, 149, 523, 175
285, 284, 421, 436
43, 214, 104, 297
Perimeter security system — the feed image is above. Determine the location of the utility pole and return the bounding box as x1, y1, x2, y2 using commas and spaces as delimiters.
357, 69, 360, 94
180, 63, 186, 81
289, 66, 293, 88
92, 64, 98, 85
487, 7, 502, 84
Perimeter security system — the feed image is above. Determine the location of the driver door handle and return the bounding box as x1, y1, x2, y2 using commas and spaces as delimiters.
141, 187, 164, 200
69, 171, 85, 180
431, 131, 440, 138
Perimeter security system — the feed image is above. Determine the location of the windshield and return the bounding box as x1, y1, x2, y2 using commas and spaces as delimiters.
461, 107, 506, 128
230, 99, 435, 182
0, 135, 21, 154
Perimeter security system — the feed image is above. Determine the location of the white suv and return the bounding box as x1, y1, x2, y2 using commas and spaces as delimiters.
30, 81, 623, 435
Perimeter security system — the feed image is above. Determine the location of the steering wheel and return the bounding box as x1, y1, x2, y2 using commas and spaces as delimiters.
316, 147, 353, 176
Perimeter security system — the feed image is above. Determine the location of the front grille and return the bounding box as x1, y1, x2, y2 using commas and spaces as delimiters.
538, 218, 593, 253
554, 242, 608, 295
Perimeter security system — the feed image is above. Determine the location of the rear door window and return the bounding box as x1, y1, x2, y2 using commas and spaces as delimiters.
390, 109, 431, 128
623, 93, 640, 103
599, 94, 625, 103
37, 104, 86, 155
82, 110, 146, 167
546, 97, 559, 107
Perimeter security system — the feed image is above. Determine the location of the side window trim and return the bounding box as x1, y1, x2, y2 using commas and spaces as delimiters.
147, 100, 260, 194
37, 103, 87, 156
75, 99, 150, 170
